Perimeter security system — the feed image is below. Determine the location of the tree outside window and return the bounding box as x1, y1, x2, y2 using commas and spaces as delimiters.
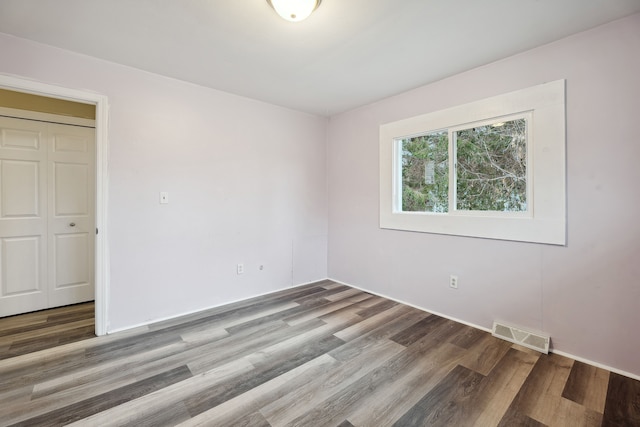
399, 118, 527, 213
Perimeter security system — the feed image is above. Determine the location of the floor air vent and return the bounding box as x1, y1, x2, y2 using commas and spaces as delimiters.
492, 321, 550, 354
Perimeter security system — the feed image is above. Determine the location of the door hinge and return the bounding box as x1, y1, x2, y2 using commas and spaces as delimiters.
96, 228, 99, 235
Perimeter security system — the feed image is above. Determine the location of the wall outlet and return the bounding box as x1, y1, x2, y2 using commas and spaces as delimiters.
159, 192, 169, 204
449, 275, 458, 289
237, 263, 244, 275
259, 264, 265, 271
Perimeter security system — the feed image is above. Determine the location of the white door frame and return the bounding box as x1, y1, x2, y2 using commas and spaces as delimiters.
0, 74, 109, 336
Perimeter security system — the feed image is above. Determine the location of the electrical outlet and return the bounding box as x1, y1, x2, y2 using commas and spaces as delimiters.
449, 275, 458, 289
159, 192, 169, 204
259, 264, 265, 271
237, 263, 244, 275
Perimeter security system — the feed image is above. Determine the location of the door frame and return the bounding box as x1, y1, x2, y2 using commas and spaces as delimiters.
0, 74, 109, 336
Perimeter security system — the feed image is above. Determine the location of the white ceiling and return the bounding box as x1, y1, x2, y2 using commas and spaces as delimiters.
1, 0, 639, 116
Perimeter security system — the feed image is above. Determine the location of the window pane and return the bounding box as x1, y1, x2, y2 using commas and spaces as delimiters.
400, 131, 448, 212
455, 118, 527, 211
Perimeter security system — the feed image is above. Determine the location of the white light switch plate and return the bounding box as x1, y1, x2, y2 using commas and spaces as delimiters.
160, 192, 169, 204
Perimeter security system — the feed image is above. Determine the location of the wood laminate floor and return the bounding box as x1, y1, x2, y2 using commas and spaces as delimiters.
0, 281, 638, 426
0, 302, 95, 360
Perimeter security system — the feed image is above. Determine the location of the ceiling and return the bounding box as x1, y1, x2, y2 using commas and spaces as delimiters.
0, 0, 639, 116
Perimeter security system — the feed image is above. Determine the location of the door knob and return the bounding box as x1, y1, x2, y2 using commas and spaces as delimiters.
69, 222, 76, 227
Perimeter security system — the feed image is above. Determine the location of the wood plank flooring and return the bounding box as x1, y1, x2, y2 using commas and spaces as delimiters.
0, 302, 95, 360
1, 281, 639, 426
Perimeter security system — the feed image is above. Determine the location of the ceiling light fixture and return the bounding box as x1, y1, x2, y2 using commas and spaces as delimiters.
266, 0, 321, 23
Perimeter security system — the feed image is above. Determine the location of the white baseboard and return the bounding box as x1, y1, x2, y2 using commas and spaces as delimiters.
328, 278, 492, 333
329, 277, 640, 382
106, 279, 327, 335
551, 349, 640, 382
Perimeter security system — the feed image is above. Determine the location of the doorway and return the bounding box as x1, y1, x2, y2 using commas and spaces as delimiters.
0, 75, 108, 336
0, 112, 95, 317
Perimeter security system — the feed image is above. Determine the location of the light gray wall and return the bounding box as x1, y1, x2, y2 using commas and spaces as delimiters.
327, 14, 640, 377
0, 33, 328, 331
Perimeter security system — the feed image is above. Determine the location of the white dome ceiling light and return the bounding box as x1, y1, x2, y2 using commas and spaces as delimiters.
266, 0, 322, 23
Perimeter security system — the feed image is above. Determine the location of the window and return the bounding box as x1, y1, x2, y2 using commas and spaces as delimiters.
398, 114, 530, 214
380, 80, 566, 245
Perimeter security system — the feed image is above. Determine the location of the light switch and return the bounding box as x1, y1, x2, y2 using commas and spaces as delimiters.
160, 192, 169, 204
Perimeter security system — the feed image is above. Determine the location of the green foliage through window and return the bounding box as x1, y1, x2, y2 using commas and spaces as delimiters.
399, 117, 527, 213
400, 131, 448, 212
455, 119, 527, 211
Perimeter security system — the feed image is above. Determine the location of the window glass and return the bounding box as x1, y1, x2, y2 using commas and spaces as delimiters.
455, 118, 527, 212
400, 130, 448, 212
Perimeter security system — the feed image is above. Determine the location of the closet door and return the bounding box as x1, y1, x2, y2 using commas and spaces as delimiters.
47, 123, 95, 308
0, 115, 95, 317
0, 117, 48, 317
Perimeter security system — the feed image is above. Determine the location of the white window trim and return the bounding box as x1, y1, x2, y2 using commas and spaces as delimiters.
380, 80, 566, 245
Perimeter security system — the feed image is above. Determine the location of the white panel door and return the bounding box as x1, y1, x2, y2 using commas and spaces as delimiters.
0, 116, 95, 317
0, 117, 48, 316
47, 123, 95, 308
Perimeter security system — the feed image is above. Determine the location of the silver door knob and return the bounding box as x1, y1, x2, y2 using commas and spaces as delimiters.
69, 222, 76, 227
